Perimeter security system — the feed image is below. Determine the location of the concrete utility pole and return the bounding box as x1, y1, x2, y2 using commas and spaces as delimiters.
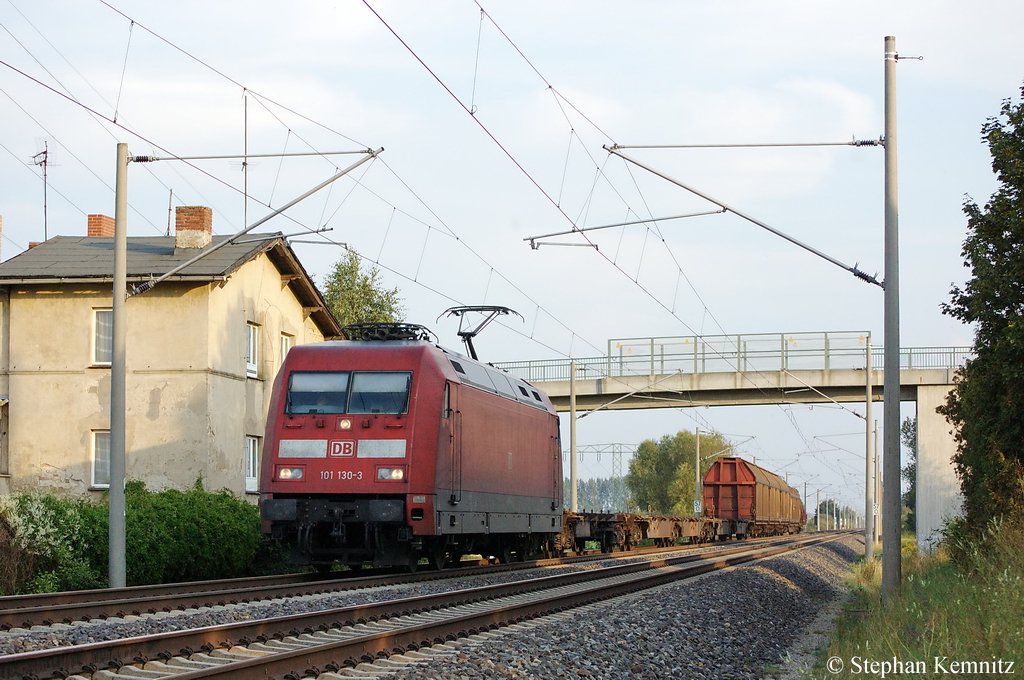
694, 427, 701, 514
865, 337, 875, 560
815, 488, 820, 531
882, 35, 902, 602
109, 143, 128, 588
569, 360, 577, 513
874, 421, 881, 543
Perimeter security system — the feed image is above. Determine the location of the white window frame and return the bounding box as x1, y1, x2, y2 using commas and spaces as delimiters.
92, 430, 111, 488
245, 436, 260, 493
93, 309, 113, 366
281, 333, 293, 365
246, 322, 259, 378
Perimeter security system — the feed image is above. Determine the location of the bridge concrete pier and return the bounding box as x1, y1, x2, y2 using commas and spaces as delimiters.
916, 385, 962, 553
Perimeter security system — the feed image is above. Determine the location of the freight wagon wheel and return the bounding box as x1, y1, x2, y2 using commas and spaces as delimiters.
428, 545, 448, 571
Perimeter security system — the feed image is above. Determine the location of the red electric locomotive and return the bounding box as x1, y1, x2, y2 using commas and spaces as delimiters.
259, 323, 563, 570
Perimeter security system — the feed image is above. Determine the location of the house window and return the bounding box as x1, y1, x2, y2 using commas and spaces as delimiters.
246, 323, 259, 378
245, 436, 260, 493
92, 430, 111, 488
94, 309, 113, 365
281, 334, 293, 365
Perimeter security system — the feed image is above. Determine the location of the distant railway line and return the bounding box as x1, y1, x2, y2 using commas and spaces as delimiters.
0, 531, 850, 680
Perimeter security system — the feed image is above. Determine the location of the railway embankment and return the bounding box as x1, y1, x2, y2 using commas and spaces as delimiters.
815, 521, 1023, 679
379, 534, 863, 680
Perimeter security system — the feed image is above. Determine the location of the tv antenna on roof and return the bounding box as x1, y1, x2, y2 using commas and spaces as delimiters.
31, 141, 54, 241
440, 305, 521, 360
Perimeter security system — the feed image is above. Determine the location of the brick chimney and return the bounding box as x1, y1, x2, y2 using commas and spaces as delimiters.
175, 206, 212, 249
87, 214, 115, 237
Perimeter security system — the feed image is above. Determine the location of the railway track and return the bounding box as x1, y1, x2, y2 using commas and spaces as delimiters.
0, 532, 850, 680
0, 533, 792, 632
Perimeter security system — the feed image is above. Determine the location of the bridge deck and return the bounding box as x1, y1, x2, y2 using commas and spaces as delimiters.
492, 332, 969, 411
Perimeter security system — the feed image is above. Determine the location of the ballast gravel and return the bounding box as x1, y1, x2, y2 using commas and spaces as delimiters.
0, 543, 746, 656
0, 535, 861, 680
386, 535, 862, 680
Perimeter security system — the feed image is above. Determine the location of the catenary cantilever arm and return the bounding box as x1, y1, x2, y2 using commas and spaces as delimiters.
130, 148, 382, 297
604, 146, 883, 288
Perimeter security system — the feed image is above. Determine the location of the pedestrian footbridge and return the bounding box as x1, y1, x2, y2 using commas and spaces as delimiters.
494, 331, 970, 553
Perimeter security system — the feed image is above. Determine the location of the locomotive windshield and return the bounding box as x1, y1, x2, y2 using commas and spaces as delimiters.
285, 371, 411, 415
286, 372, 350, 414
348, 372, 412, 414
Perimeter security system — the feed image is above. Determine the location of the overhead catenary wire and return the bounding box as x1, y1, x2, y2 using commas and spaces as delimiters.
4, 6, 794, 489
358, 1, 871, 489
112, 19, 133, 123
5, 5, 859, 492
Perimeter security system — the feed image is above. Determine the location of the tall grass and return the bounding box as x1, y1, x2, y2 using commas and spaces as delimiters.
821, 523, 1024, 677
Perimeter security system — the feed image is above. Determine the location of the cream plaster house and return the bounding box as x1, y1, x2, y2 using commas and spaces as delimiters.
0, 207, 340, 499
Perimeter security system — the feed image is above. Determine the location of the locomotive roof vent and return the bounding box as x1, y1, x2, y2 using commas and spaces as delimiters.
342, 323, 437, 342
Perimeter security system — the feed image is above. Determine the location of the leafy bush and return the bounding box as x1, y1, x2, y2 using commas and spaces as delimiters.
123, 480, 264, 584
0, 481, 278, 594
0, 492, 105, 594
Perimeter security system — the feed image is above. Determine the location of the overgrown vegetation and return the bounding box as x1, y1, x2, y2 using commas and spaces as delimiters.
0, 481, 281, 594
822, 520, 1024, 677
901, 416, 917, 533
938, 86, 1024, 536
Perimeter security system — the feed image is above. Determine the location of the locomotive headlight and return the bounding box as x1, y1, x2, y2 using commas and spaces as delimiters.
337, 418, 352, 430
377, 467, 405, 481
276, 466, 305, 480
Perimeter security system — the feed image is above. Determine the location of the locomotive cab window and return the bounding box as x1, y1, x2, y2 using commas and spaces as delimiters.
285, 370, 412, 415
348, 372, 412, 414
286, 372, 350, 414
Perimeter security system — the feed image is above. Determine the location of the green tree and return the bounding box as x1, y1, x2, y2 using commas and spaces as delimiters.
939, 86, 1024, 534
564, 477, 629, 512
901, 416, 917, 533
321, 249, 404, 327
625, 430, 731, 516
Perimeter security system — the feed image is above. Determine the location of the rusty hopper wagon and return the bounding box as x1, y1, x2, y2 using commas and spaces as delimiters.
702, 457, 806, 539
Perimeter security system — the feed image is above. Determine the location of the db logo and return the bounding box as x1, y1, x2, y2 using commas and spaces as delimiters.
328, 440, 355, 457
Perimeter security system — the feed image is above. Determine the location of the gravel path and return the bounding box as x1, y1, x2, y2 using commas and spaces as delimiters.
384, 534, 862, 680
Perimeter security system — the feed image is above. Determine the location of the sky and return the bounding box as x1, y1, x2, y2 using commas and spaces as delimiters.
2, 0, 1022, 513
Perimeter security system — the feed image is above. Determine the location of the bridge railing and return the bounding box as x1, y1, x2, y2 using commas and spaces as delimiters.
493, 332, 972, 383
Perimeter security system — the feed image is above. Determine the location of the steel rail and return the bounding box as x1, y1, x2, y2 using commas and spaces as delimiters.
157, 533, 851, 680
0, 532, 850, 680
0, 534, 789, 630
